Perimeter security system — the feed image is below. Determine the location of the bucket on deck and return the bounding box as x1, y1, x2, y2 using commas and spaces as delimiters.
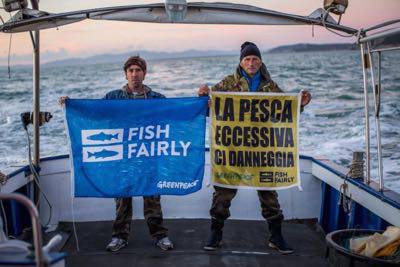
325, 229, 400, 267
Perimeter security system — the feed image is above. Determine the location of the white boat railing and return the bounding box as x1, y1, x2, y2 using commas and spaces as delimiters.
358, 20, 400, 191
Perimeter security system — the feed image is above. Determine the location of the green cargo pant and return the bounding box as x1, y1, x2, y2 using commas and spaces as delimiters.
112, 196, 168, 241
210, 186, 284, 225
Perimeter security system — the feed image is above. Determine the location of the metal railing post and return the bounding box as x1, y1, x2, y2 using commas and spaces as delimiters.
29, 0, 41, 205
0, 193, 44, 267
367, 43, 384, 191
360, 43, 371, 184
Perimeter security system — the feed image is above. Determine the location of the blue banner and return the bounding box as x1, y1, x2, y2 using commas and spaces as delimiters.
65, 97, 208, 197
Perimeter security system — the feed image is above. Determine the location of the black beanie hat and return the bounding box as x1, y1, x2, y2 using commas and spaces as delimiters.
240, 41, 262, 61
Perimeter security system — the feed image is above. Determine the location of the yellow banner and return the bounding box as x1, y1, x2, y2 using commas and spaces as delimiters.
210, 92, 300, 190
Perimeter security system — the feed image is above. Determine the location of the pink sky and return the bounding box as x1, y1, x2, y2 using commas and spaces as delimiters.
0, 0, 399, 64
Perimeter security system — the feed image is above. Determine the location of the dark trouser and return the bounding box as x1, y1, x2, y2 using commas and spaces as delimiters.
209, 186, 283, 229
112, 196, 168, 241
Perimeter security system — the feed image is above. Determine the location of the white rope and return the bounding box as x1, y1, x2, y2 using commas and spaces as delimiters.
24, 127, 53, 227
71, 197, 80, 252
0, 200, 9, 238
0, 174, 8, 238
63, 103, 81, 252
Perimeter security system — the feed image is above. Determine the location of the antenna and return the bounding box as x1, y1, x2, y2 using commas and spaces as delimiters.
165, 0, 187, 22
1, 0, 27, 12
323, 0, 348, 15
323, 0, 348, 25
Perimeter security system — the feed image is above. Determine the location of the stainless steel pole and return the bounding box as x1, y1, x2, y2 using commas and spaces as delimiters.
33, 30, 40, 169
377, 51, 384, 191
367, 43, 384, 191
30, 0, 40, 204
360, 43, 371, 184
30, 1, 38, 9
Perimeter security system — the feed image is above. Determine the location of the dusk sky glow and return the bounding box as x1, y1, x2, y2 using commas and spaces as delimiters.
0, 0, 399, 64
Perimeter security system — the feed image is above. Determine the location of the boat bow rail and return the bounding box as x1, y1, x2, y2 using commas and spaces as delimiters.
0, 0, 399, 237
1, 1, 394, 191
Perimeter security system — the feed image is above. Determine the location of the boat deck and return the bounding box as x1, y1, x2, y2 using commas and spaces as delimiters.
60, 219, 330, 267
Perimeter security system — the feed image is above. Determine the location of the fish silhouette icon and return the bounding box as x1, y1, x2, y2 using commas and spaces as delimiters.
87, 132, 119, 141
87, 149, 119, 159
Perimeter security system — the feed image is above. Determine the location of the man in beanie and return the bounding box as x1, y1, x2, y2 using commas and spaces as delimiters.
198, 42, 311, 254
59, 56, 174, 252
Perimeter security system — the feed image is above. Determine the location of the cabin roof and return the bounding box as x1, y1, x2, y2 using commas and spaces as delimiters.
0, 2, 357, 34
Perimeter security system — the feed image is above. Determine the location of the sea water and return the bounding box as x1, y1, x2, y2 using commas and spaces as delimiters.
0, 50, 399, 192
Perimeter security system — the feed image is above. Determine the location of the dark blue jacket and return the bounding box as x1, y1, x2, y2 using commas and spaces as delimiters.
104, 84, 165, 99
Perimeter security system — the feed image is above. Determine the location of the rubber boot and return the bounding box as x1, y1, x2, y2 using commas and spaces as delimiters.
203, 218, 224, 251
268, 221, 294, 254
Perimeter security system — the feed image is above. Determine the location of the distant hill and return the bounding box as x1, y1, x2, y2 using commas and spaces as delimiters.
1, 43, 359, 68
45, 44, 357, 67
267, 43, 357, 53
44, 50, 236, 67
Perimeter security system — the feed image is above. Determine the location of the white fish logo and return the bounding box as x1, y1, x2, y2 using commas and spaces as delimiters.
82, 129, 123, 145
83, 145, 123, 162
